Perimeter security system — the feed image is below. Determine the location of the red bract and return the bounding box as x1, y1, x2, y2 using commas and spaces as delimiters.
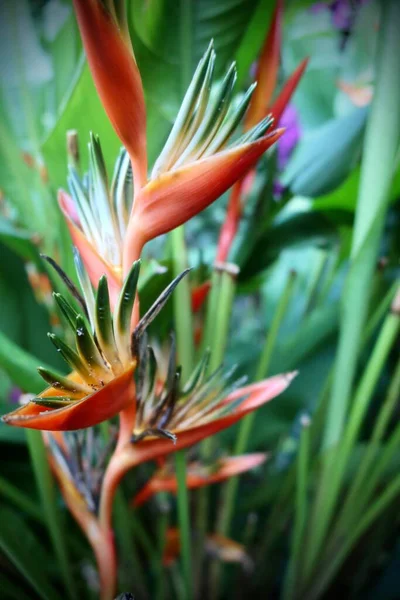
245, 0, 283, 129
123, 131, 284, 273
72, 0, 147, 189
99, 372, 296, 523
2, 367, 135, 431
132, 453, 267, 506
70, 2, 285, 279
216, 1, 308, 264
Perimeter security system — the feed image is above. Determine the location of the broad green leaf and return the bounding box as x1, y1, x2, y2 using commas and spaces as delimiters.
282, 107, 368, 196
0, 217, 42, 265
313, 163, 400, 212
130, 0, 261, 166
41, 61, 121, 189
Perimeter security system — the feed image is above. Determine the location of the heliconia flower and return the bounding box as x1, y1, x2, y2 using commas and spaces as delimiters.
72, 0, 147, 189
163, 528, 252, 570
58, 137, 134, 306
123, 43, 283, 274
132, 453, 267, 507
215, 0, 308, 264
71, 0, 284, 279
99, 358, 296, 522
1, 253, 188, 431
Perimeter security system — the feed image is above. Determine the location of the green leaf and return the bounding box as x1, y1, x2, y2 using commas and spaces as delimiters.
0, 507, 60, 600
0, 218, 42, 265
0, 329, 51, 394
129, 0, 262, 166
282, 107, 368, 196
41, 62, 121, 189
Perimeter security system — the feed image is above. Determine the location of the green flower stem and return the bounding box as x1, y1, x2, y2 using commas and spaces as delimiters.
0, 475, 44, 523
305, 0, 400, 584
219, 270, 296, 535
303, 300, 400, 584
26, 431, 76, 600
209, 270, 295, 596
283, 417, 311, 600
323, 0, 400, 450
0, 333, 75, 597
305, 472, 400, 600
363, 279, 397, 341
180, 0, 193, 94
316, 245, 340, 306
209, 263, 239, 373
155, 493, 171, 600
130, 511, 158, 562
113, 489, 147, 596
200, 268, 222, 359
304, 252, 328, 316
170, 227, 195, 381
171, 0, 195, 382
257, 276, 397, 570
175, 450, 193, 599
332, 349, 400, 536
194, 263, 239, 587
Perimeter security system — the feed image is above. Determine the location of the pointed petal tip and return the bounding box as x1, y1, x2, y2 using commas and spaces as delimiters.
286, 370, 299, 383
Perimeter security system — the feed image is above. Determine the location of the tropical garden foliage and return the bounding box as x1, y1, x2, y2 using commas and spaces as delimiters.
0, 0, 399, 599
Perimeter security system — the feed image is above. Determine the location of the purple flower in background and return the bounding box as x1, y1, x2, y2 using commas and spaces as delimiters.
9, 387, 23, 404
273, 105, 301, 199
310, 0, 369, 45
277, 104, 301, 171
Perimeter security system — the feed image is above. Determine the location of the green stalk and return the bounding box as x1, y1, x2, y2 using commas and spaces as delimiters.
175, 451, 193, 599
323, 0, 400, 450
209, 264, 239, 373
363, 279, 397, 341
200, 268, 222, 359
305, 472, 400, 600
131, 511, 158, 562
331, 350, 400, 533
219, 270, 296, 535
0, 335, 75, 597
155, 494, 171, 600
257, 274, 396, 574
170, 227, 195, 380
169, 0, 195, 382
209, 270, 295, 596
283, 417, 311, 600
0, 476, 44, 523
303, 301, 400, 582
304, 0, 400, 585
113, 490, 147, 596
180, 0, 193, 95
26, 431, 76, 600
304, 253, 328, 316
316, 245, 340, 306
195, 265, 238, 589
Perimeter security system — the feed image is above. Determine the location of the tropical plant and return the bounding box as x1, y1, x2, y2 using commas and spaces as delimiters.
0, 1, 399, 600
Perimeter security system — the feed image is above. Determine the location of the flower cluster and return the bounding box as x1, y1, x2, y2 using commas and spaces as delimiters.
1, 1, 304, 598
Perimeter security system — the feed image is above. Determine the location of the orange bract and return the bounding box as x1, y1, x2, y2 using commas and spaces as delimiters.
133, 453, 267, 506
73, 0, 147, 189
2, 367, 135, 431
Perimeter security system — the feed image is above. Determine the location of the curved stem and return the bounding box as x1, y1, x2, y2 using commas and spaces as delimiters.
99, 448, 132, 530
49, 453, 117, 600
